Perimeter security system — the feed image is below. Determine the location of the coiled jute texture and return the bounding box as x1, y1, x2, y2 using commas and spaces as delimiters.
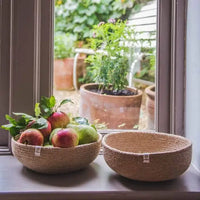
103, 131, 192, 182
12, 133, 102, 174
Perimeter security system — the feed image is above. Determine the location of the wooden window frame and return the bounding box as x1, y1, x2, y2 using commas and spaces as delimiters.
0, 0, 187, 154
156, 0, 187, 136
0, 0, 54, 154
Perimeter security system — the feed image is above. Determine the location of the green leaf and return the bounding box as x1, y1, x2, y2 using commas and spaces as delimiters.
13, 112, 35, 121
41, 95, 56, 109
74, 25, 85, 33
87, 17, 95, 26
34, 103, 41, 118
72, 117, 89, 125
17, 117, 27, 126
10, 127, 20, 137
40, 96, 56, 117
91, 124, 97, 131
5, 115, 17, 125
58, 99, 74, 108
49, 96, 56, 108
1, 124, 14, 130
30, 118, 48, 129
86, 5, 97, 16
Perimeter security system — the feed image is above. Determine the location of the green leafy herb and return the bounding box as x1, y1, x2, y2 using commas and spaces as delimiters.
13, 112, 35, 121
5, 115, 17, 125
34, 103, 41, 118
40, 96, 56, 118
30, 118, 48, 130
39, 96, 73, 118
1, 96, 73, 137
1, 123, 14, 130
85, 19, 135, 91
1, 115, 30, 137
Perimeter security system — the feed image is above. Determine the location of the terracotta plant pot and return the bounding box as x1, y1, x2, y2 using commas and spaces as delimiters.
54, 57, 86, 90
145, 85, 155, 129
80, 83, 143, 129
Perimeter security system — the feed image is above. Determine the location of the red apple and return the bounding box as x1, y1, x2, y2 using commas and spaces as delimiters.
51, 128, 79, 148
18, 128, 44, 146
40, 120, 52, 139
27, 120, 52, 139
48, 111, 70, 129
49, 128, 61, 144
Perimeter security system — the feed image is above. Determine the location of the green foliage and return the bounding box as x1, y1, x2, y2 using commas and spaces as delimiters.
34, 103, 41, 118
1, 113, 47, 137
12, 112, 35, 121
30, 118, 48, 130
57, 99, 74, 109
134, 47, 156, 82
40, 96, 74, 118
54, 33, 77, 59
40, 96, 56, 118
0, 95, 74, 137
55, 0, 135, 42
86, 20, 135, 91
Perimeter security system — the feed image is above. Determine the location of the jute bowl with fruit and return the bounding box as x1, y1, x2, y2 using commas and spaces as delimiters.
2, 96, 102, 174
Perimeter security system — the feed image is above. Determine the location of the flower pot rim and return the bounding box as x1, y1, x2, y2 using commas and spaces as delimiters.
145, 85, 155, 98
80, 83, 143, 98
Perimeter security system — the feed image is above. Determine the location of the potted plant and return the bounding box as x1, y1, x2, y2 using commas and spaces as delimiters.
80, 19, 143, 129
54, 33, 86, 90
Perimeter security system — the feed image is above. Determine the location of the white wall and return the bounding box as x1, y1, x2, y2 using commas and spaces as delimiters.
186, 0, 200, 172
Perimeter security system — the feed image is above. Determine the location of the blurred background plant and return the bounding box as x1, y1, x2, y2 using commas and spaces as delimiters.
54, 0, 156, 87
134, 47, 156, 83
54, 33, 77, 59
55, 0, 135, 43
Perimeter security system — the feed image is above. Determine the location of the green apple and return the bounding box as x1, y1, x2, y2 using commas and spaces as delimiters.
67, 124, 98, 145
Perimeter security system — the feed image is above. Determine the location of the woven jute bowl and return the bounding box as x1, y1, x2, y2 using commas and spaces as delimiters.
12, 133, 102, 174
102, 131, 192, 182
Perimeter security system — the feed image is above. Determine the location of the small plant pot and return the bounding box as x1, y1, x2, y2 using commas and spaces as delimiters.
145, 85, 155, 129
80, 83, 143, 129
54, 57, 86, 90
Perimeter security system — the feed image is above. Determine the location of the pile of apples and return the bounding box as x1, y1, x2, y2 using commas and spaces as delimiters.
1, 96, 98, 148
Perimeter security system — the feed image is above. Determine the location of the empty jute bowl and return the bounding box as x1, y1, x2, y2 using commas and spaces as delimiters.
11, 133, 102, 174
102, 131, 192, 182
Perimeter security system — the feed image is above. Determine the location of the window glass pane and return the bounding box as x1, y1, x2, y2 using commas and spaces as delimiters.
186, 0, 200, 172
53, 0, 157, 131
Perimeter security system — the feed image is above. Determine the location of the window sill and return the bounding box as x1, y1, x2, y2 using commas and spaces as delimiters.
0, 155, 200, 200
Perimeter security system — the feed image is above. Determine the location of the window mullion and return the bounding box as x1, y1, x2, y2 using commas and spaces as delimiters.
170, 0, 187, 136
156, 0, 172, 133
